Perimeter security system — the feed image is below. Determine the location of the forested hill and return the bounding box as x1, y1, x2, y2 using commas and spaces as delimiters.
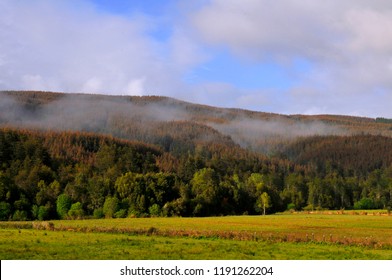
2, 90, 392, 154
1, 91, 392, 221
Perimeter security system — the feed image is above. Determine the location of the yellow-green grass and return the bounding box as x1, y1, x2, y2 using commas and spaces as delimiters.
0, 228, 391, 260
1, 213, 391, 259
51, 214, 392, 246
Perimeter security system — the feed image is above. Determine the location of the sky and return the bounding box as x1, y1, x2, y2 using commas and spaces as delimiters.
1, 0, 392, 118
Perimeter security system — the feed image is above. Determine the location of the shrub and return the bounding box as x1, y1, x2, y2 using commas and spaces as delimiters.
32, 204, 50, 221
38, 205, 50, 221
149, 204, 161, 217
303, 204, 314, 211
287, 203, 296, 211
0, 202, 12, 220
114, 209, 127, 218
12, 210, 28, 221
128, 208, 142, 218
32, 204, 39, 220
68, 202, 84, 219
103, 196, 119, 218
93, 208, 104, 219
354, 198, 376, 210
56, 194, 72, 219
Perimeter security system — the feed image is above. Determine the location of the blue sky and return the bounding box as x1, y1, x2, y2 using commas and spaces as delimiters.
92, 0, 172, 16
1, 0, 392, 117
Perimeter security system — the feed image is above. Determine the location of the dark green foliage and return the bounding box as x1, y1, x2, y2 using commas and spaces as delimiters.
1, 91, 392, 219
354, 198, 376, 210
191, 168, 220, 216
282, 135, 392, 176
68, 202, 84, 219
0, 124, 392, 220
93, 208, 104, 219
148, 204, 161, 217
103, 196, 119, 218
32, 204, 51, 221
114, 209, 127, 218
1, 125, 392, 219
12, 210, 28, 221
56, 194, 71, 219
0, 202, 11, 220
115, 172, 177, 215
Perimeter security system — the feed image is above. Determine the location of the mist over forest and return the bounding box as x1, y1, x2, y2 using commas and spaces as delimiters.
1, 90, 387, 153
1, 91, 392, 221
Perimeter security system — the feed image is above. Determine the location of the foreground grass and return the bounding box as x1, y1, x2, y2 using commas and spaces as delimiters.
52, 213, 392, 246
1, 228, 391, 260
1, 213, 391, 259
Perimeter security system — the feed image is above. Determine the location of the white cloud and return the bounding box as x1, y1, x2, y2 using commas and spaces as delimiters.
126, 77, 146, 96
345, 7, 392, 52
191, 0, 392, 117
191, 0, 338, 60
82, 77, 102, 93
2, 0, 392, 118
0, 0, 205, 98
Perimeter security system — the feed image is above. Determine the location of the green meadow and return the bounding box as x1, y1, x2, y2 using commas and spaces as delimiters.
1, 213, 391, 260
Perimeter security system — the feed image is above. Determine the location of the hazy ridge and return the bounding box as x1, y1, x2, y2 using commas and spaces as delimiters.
2, 90, 392, 155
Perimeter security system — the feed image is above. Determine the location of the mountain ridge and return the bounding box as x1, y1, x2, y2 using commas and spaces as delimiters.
0, 89, 385, 121
1, 90, 392, 220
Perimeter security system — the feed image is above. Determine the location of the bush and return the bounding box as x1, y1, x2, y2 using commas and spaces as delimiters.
103, 196, 119, 218
68, 202, 84, 219
32, 205, 39, 220
162, 200, 184, 217
114, 209, 127, 218
127, 208, 142, 218
33, 203, 52, 221
38, 205, 50, 221
56, 194, 72, 219
287, 203, 296, 211
12, 210, 28, 221
0, 202, 12, 221
93, 208, 104, 219
354, 198, 376, 210
303, 204, 314, 211
149, 204, 161, 217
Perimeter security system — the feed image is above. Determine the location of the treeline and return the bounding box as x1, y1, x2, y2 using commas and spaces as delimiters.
1, 127, 392, 221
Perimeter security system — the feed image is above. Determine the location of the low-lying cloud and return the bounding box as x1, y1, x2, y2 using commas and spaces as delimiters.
0, 91, 345, 155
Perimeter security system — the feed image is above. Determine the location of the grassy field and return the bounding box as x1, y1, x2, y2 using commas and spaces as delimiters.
1, 212, 391, 260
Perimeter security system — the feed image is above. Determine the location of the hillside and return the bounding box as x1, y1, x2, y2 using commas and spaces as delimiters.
2, 90, 392, 154
1, 90, 392, 220
281, 134, 392, 176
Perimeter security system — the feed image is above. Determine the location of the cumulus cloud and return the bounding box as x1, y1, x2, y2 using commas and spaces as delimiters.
191, 0, 338, 60
191, 0, 392, 117
1, 0, 392, 117
0, 0, 204, 97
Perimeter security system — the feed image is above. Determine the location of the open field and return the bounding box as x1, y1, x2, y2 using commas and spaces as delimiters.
1, 213, 391, 259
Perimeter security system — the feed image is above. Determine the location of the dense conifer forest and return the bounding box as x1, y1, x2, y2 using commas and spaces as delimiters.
1, 91, 392, 220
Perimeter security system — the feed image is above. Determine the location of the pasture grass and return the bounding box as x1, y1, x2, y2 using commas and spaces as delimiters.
1, 213, 391, 259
